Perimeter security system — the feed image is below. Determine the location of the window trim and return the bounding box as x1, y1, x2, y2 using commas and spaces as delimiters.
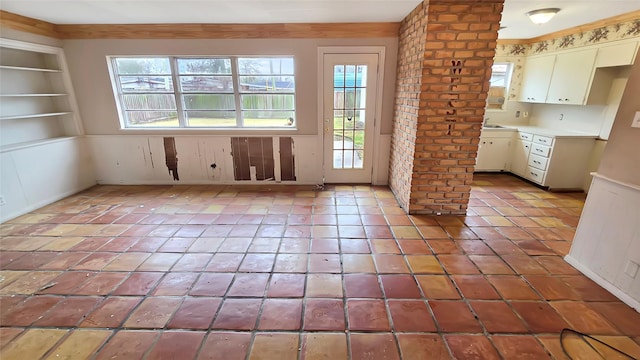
486, 61, 514, 112
108, 55, 297, 130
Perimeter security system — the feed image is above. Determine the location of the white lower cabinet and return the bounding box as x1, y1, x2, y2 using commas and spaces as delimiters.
475, 131, 512, 171
477, 129, 596, 190
509, 132, 532, 177
520, 133, 595, 189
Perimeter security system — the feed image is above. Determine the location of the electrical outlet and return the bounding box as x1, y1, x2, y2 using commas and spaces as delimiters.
0, 196, 5, 206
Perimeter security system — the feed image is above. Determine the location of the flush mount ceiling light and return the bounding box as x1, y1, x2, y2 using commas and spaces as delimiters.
526, 8, 560, 25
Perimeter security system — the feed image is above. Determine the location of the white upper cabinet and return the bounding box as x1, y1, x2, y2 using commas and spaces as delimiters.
595, 41, 639, 67
518, 55, 555, 103
546, 48, 598, 105
517, 39, 639, 106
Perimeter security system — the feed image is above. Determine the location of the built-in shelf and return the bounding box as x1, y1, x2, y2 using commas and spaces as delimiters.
0, 136, 79, 153
0, 93, 68, 97
1, 38, 83, 149
0, 112, 71, 120
0, 65, 61, 72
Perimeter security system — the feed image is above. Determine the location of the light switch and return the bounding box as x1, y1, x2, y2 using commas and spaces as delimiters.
632, 111, 640, 128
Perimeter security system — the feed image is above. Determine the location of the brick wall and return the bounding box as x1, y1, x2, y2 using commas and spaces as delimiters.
389, 0, 504, 215
388, 2, 428, 211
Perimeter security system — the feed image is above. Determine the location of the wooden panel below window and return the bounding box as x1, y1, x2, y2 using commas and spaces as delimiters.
231, 137, 274, 181
280, 137, 296, 181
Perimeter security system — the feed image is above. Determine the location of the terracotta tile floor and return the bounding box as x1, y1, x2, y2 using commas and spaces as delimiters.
1, 173, 640, 359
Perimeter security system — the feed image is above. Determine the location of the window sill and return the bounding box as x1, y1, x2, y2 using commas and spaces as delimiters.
114, 127, 299, 136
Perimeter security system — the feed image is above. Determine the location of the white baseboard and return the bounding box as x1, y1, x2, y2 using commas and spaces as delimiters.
1, 183, 96, 223
95, 180, 319, 186
565, 255, 640, 312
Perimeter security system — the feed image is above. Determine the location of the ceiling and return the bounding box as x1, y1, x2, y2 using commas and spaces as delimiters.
1, 0, 639, 39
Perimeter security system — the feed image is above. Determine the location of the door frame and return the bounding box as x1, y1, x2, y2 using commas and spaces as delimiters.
317, 46, 386, 184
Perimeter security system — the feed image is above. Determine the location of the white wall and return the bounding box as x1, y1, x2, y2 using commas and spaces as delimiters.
0, 137, 96, 222
567, 53, 640, 310
62, 38, 398, 136
566, 175, 640, 311
485, 100, 532, 126
61, 37, 398, 185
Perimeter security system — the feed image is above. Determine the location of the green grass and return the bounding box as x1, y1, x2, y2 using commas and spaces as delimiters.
132, 117, 293, 128
334, 117, 364, 149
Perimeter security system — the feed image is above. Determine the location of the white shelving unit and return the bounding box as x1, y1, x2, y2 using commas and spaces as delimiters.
0, 38, 84, 150
0, 38, 95, 222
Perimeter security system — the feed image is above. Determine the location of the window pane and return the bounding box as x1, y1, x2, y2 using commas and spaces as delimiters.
119, 76, 174, 92
183, 94, 235, 110
123, 94, 176, 110
180, 76, 233, 92
488, 62, 512, 110
239, 76, 294, 93
111, 56, 296, 129
177, 58, 232, 74
126, 111, 178, 127
185, 111, 236, 127
238, 57, 294, 75
115, 58, 170, 75
243, 111, 295, 127
241, 94, 294, 110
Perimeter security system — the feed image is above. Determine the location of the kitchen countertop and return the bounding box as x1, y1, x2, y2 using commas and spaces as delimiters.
482, 125, 599, 138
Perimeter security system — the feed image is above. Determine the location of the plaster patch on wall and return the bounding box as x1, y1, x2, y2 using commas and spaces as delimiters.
163, 137, 179, 181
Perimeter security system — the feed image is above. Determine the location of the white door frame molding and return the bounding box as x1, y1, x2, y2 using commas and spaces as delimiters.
317, 46, 386, 184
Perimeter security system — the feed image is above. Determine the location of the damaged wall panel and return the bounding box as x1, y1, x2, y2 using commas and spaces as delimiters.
280, 137, 296, 181
88, 135, 321, 185
163, 137, 179, 181
231, 137, 274, 181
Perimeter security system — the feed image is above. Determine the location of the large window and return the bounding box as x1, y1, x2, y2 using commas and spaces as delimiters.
109, 56, 295, 128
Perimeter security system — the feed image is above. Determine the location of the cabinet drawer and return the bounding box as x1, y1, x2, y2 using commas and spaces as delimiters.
533, 135, 553, 146
528, 154, 548, 170
531, 143, 551, 157
518, 132, 533, 141
526, 166, 546, 184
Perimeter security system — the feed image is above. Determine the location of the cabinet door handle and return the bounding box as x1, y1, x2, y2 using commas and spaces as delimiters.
536, 149, 543, 152
530, 172, 538, 177
534, 160, 540, 164
489, 141, 493, 144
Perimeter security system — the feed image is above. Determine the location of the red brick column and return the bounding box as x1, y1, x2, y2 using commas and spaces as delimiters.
388, 2, 428, 213
389, 0, 504, 215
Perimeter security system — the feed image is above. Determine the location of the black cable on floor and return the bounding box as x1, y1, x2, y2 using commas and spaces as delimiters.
560, 328, 638, 360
